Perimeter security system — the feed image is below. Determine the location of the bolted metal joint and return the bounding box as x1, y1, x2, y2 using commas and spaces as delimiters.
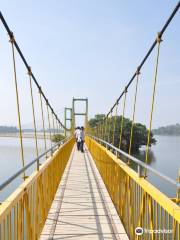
157, 32, 163, 43
27, 66, 32, 76
136, 66, 141, 75
9, 31, 15, 43
39, 86, 42, 94
124, 86, 128, 93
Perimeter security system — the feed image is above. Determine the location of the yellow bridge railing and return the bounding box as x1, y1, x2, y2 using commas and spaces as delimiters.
0, 138, 74, 240
86, 136, 180, 240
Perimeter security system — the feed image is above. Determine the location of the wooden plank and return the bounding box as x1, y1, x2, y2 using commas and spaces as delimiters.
40, 145, 129, 240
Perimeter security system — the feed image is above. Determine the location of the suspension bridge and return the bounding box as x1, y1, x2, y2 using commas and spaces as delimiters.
0, 2, 180, 240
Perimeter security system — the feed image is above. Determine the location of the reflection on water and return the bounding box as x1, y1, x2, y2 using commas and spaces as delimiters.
134, 149, 156, 164
135, 135, 179, 197
115, 135, 179, 197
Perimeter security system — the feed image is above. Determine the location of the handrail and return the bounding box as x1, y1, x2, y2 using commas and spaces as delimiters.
0, 137, 70, 191
86, 135, 180, 239
90, 135, 180, 188
0, 137, 74, 239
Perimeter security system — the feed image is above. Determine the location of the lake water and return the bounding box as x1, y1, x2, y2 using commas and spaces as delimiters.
0, 135, 179, 202
0, 137, 52, 202
135, 135, 180, 197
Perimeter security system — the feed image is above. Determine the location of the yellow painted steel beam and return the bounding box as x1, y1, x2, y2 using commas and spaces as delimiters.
86, 136, 180, 240
0, 137, 74, 239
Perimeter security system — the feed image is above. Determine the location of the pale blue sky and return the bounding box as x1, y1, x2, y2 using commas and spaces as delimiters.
0, 0, 179, 128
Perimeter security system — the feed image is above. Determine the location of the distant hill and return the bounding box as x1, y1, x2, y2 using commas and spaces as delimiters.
0, 126, 19, 133
153, 123, 180, 136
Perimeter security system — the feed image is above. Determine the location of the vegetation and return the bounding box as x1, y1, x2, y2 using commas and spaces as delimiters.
153, 123, 180, 136
51, 134, 65, 142
0, 126, 18, 133
88, 114, 105, 128
89, 114, 156, 153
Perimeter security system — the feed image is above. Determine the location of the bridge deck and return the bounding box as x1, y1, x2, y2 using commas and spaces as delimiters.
40, 145, 128, 240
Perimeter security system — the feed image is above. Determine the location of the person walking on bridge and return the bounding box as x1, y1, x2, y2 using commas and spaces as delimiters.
74, 127, 78, 141
75, 127, 81, 151
80, 126, 85, 153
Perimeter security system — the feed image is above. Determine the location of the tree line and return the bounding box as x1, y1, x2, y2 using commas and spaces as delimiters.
153, 123, 180, 136
0, 126, 18, 133
88, 114, 156, 153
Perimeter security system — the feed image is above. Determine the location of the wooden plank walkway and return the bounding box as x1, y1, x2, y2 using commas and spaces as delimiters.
40, 145, 129, 240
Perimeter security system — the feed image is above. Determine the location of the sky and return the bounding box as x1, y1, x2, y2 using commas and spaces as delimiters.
0, 0, 179, 128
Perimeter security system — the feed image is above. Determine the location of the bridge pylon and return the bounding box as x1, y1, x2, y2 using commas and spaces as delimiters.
72, 97, 88, 131
64, 107, 72, 137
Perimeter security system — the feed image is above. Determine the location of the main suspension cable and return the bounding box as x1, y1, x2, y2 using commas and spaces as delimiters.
0, 11, 66, 130
95, 2, 179, 123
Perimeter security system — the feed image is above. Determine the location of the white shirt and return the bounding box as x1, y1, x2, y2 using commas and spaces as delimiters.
74, 129, 78, 137
75, 129, 81, 142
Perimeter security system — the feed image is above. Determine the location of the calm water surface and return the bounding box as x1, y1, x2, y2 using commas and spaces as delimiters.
0, 135, 179, 201
0, 137, 51, 201
135, 135, 180, 197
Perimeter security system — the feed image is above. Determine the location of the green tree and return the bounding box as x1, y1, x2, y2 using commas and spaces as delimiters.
51, 134, 65, 143
88, 115, 156, 153
88, 114, 105, 128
